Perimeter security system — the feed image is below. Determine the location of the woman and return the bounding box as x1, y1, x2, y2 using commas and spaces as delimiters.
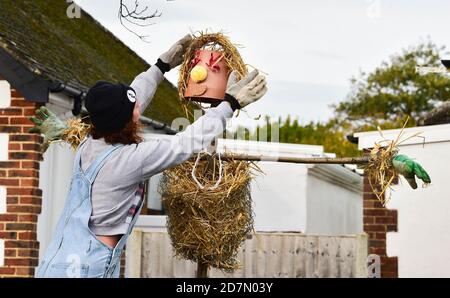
35, 34, 267, 278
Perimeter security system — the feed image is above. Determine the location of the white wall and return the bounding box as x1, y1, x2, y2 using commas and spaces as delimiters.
37, 142, 76, 259
0, 133, 8, 161
251, 162, 309, 232
306, 174, 363, 235
0, 80, 11, 108
386, 141, 450, 277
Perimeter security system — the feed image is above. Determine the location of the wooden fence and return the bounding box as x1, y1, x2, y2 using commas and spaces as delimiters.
126, 230, 368, 278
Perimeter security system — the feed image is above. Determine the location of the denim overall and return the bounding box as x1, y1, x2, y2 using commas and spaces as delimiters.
36, 141, 144, 278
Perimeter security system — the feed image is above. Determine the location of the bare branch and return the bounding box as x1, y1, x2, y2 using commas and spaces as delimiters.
118, 0, 165, 42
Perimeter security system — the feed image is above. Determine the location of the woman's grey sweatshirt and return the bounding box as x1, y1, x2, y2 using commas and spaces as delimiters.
79, 66, 233, 235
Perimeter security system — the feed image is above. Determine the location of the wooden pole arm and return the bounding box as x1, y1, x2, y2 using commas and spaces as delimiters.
221, 153, 371, 165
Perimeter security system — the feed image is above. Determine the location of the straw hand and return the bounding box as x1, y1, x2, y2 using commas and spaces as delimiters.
28, 106, 68, 152
392, 154, 431, 189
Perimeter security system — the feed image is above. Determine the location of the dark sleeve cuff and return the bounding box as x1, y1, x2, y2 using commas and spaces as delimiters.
155, 58, 171, 74
224, 93, 241, 111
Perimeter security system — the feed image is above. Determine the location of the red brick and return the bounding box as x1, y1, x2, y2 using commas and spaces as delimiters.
0, 178, 20, 186
363, 200, 383, 209
4, 249, 17, 257
17, 248, 39, 258
21, 126, 34, 134
15, 267, 34, 276
375, 217, 391, 224
5, 240, 39, 249
6, 196, 18, 204
375, 232, 386, 240
0, 214, 18, 222
23, 108, 39, 116
5, 223, 36, 231
4, 258, 38, 267
8, 143, 20, 150
8, 169, 38, 178
22, 143, 41, 152
10, 100, 36, 108
7, 205, 41, 214
18, 232, 37, 241
364, 209, 387, 216
0, 126, 21, 133
9, 152, 41, 161
0, 170, 6, 177
369, 239, 386, 248
0, 268, 16, 275
363, 216, 375, 224
9, 117, 32, 125
6, 187, 41, 196
364, 224, 387, 232
21, 161, 40, 170
382, 271, 398, 278
20, 178, 39, 187
0, 223, 4, 230
0, 117, 9, 125
18, 214, 38, 222
370, 247, 386, 256
0, 109, 22, 116
9, 134, 42, 143
19, 197, 41, 205
0, 231, 17, 239
387, 210, 398, 220
0, 161, 21, 168
387, 224, 397, 232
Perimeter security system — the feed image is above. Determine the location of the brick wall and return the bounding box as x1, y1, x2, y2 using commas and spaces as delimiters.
363, 174, 398, 278
0, 80, 43, 277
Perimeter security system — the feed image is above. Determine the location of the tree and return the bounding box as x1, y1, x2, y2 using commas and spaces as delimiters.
335, 41, 450, 127
236, 41, 450, 157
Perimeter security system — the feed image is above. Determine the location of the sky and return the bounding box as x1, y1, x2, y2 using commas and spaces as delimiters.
74, 0, 450, 127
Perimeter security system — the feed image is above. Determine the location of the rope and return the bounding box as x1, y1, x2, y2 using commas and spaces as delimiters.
191, 151, 223, 190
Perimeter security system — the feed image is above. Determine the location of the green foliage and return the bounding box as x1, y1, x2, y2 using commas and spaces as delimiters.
335, 41, 450, 125
233, 117, 359, 157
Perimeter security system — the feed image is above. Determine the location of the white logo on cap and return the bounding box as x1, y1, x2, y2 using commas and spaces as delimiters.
127, 89, 136, 103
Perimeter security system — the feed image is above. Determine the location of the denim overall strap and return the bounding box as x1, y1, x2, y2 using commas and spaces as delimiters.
72, 138, 89, 176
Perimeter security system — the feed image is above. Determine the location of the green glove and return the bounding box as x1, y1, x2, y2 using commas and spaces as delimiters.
392, 154, 431, 189
28, 106, 68, 152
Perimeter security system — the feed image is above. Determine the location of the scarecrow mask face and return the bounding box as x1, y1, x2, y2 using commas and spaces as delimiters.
184, 50, 230, 103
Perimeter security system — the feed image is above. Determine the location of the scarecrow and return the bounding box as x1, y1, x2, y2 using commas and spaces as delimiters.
30, 32, 430, 278
31, 33, 268, 278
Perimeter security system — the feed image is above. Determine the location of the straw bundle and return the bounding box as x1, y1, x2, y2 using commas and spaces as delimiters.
61, 118, 91, 150
159, 155, 257, 271
364, 119, 424, 206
